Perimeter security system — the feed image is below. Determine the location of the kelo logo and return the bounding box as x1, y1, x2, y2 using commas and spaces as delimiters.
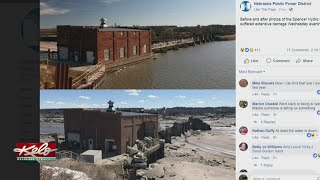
13, 143, 57, 162
240, 1, 252, 12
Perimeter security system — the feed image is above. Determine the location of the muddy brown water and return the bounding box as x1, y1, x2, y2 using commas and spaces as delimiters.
98, 41, 235, 89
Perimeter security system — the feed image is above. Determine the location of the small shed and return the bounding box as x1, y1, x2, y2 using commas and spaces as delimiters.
80, 150, 102, 164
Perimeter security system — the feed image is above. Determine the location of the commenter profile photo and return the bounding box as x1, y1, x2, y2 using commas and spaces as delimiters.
239, 174, 248, 180
239, 142, 248, 151
239, 126, 248, 135
239, 101, 248, 108
239, 79, 248, 88
240, 169, 247, 173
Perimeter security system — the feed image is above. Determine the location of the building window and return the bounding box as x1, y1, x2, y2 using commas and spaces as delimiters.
133, 46, 137, 56
143, 44, 147, 54
59, 46, 68, 60
120, 47, 125, 58
104, 49, 110, 60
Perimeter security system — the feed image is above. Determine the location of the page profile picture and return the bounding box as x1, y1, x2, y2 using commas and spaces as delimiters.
240, 1, 252, 12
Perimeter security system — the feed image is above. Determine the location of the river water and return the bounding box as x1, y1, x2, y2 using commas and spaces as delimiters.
41, 122, 234, 136
98, 41, 235, 89
41, 122, 64, 135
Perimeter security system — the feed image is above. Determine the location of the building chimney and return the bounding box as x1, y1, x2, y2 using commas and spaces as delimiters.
107, 100, 114, 112
99, 18, 108, 28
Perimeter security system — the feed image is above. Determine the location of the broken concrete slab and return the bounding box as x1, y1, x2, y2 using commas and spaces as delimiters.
127, 146, 140, 157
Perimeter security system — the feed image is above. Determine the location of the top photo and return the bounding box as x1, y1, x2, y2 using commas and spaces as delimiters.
40, 0, 235, 89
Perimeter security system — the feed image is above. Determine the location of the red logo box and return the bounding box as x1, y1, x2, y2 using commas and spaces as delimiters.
14, 143, 57, 162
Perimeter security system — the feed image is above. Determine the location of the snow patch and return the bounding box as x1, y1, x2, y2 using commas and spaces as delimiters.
42, 166, 92, 180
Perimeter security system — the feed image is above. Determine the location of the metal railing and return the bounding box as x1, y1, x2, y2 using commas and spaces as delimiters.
56, 150, 80, 160
40, 51, 58, 61
72, 62, 105, 88
40, 59, 56, 66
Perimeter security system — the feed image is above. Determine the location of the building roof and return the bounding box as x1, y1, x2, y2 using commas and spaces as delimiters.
80, 150, 102, 156
69, 108, 157, 116
98, 27, 149, 32
119, 111, 157, 117
57, 25, 150, 32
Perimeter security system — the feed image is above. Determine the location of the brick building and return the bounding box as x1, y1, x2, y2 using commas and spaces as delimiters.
63, 101, 159, 155
57, 19, 152, 68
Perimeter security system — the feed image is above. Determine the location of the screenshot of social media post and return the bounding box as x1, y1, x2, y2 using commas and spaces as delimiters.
36, 0, 237, 180
237, 0, 320, 180
11, 0, 320, 179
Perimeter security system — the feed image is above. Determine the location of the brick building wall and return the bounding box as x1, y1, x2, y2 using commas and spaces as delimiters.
64, 109, 122, 154
57, 26, 98, 63
97, 31, 114, 61
120, 115, 158, 154
64, 109, 159, 154
57, 26, 152, 67
139, 31, 151, 55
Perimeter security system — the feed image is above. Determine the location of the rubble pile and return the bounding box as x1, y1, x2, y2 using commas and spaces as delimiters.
158, 117, 212, 142
122, 137, 165, 179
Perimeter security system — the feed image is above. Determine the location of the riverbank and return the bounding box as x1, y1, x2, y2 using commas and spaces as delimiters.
40, 130, 235, 180
133, 130, 235, 180
40, 108, 236, 179
215, 34, 236, 41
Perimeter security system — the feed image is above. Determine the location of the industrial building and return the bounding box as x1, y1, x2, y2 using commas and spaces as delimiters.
57, 18, 152, 68
63, 101, 159, 156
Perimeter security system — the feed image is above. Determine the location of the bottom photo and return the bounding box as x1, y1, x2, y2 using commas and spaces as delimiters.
40, 90, 236, 180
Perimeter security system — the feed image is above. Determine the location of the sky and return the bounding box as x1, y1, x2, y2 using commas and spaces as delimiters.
40, 90, 235, 109
40, 0, 235, 28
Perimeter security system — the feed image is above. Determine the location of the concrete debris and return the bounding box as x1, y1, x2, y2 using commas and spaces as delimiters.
138, 165, 165, 180
136, 170, 146, 178
136, 140, 146, 152
135, 136, 156, 152
127, 146, 140, 157
159, 139, 165, 144
144, 137, 153, 145
173, 144, 181, 148
133, 152, 148, 163
159, 117, 212, 144
167, 145, 178, 150
130, 162, 148, 169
